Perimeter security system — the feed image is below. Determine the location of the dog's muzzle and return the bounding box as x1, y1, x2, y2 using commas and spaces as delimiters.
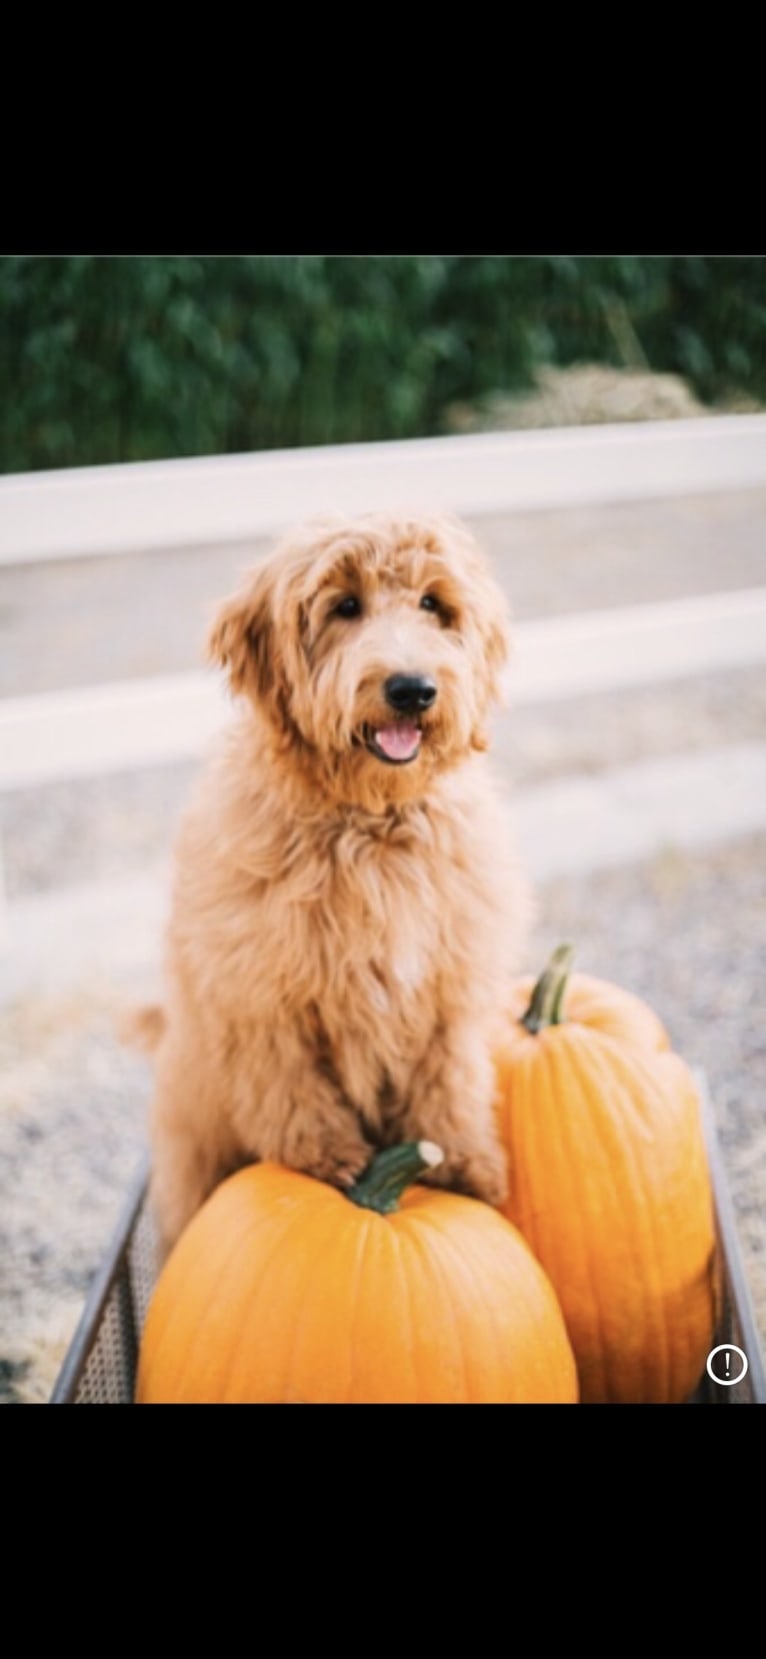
361, 675, 438, 764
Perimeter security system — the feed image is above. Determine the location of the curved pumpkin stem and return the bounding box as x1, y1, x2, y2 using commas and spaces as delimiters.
520, 943, 574, 1033
348, 1141, 444, 1215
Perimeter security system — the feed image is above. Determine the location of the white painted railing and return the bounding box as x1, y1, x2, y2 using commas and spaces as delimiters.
2, 415, 765, 565
1, 587, 764, 791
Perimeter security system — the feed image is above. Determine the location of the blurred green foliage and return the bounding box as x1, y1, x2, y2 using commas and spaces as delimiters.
1, 255, 764, 472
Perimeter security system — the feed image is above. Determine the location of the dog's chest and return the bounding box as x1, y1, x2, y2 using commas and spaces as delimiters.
308, 818, 506, 1114
329, 831, 444, 989
315, 815, 498, 1028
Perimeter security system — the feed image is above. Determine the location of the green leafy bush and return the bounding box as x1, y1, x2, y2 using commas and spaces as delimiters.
1, 255, 764, 472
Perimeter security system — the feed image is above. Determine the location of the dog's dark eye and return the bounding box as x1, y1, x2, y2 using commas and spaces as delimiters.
334, 595, 362, 620
420, 592, 456, 628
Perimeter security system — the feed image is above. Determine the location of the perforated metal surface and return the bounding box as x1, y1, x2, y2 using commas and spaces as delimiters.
127, 1192, 161, 1339
50, 1158, 156, 1404
69, 1197, 158, 1403
72, 1273, 139, 1404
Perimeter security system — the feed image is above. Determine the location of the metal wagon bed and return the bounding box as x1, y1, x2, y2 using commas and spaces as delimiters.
50, 1077, 766, 1405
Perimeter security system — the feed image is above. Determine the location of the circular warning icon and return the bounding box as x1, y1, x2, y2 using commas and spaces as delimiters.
705, 1344, 748, 1386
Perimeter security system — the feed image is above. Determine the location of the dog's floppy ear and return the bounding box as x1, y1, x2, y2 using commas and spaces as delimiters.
207, 562, 275, 701
484, 608, 513, 703
471, 595, 513, 751
432, 511, 513, 710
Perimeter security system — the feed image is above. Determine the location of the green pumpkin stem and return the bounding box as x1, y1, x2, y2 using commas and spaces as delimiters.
521, 943, 574, 1033
348, 1141, 444, 1215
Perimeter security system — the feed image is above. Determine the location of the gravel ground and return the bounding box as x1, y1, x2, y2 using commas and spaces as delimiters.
0, 762, 196, 900
0, 985, 152, 1403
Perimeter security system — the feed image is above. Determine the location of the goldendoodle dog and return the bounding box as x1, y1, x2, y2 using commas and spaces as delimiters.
143, 511, 531, 1253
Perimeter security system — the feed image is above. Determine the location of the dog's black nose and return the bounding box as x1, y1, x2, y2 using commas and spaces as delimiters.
384, 674, 438, 714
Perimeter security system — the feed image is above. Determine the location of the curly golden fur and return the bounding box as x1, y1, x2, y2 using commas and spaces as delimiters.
145, 512, 532, 1253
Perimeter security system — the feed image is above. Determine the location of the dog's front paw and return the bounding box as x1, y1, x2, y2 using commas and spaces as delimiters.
316, 1142, 374, 1191
422, 1142, 508, 1208
288, 1121, 373, 1192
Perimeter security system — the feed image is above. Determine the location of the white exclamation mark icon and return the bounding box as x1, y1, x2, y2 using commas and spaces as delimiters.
706, 1344, 748, 1385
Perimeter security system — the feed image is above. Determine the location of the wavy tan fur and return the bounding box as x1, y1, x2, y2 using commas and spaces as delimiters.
146, 512, 532, 1252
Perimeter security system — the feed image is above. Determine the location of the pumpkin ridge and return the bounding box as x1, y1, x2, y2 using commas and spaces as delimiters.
389, 1217, 421, 1403
412, 1204, 505, 1401
205, 1201, 292, 1406
346, 1205, 375, 1404
548, 1035, 615, 1404
601, 1047, 676, 1403
598, 1042, 707, 1403
142, 1194, 272, 1402
513, 1043, 577, 1393
567, 1033, 669, 1402
498, 1023, 617, 1399
568, 974, 670, 1051
586, 1026, 680, 1137
413, 1199, 573, 1403
347, 1198, 414, 1404
200, 1180, 327, 1404
169, 1173, 340, 1403
557, 1035, 639, 1400
557, 1035, 706, 1400
281, 1190, 381, 1405
405, 1203, 475, 1403
461, 1190, 569, 1402
565, 1036, 695, 1403
258, 1180, 350, 1404
511, 1039, 593, 1390
643, 1055, 716, 1400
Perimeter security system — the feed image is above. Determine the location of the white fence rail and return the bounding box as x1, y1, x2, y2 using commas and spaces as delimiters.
2, 415, 766, 565
1, 587, 765, 792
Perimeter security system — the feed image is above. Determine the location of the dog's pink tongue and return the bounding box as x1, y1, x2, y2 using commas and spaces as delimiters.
375, 722, 421, 760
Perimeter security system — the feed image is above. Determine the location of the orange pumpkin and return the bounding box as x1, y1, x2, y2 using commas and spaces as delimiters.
507, 955, 671, 1055
494, 946, 717, 1405
136, 1141, 578, 1405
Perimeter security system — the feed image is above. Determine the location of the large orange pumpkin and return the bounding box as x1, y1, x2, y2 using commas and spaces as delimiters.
507, 952, 671, 1056
136, 1141, 578, 1405
494, 946, 718, 1405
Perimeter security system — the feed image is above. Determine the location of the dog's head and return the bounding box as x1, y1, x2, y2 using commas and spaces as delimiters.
208, 513, 511, 806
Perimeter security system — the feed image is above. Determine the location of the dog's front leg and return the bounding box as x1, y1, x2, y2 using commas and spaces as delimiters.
401, 1024, 507, 1207
230, 1021, 374, 1192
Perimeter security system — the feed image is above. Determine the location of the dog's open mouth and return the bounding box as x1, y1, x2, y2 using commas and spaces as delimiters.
362, 721, 423, 765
